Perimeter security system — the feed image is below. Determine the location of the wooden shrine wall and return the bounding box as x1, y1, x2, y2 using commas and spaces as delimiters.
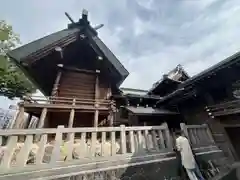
178, 96, 236, 162
98, 76, 111, 100
58, 71, 111, 100
58, 71, 95, 99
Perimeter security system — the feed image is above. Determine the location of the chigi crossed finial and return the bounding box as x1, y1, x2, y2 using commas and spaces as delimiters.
65, 9, 104, 31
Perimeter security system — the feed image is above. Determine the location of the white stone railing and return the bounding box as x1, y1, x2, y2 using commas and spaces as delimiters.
0, 124, 172, 173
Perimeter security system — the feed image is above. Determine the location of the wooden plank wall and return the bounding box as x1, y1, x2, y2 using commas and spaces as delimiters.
58, 71, 110, 100
58, 71, 95, 99
99, 77, 111, 100
178, 96, 236, 162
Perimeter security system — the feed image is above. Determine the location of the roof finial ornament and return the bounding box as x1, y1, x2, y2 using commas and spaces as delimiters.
94, 24, 104, 31
82, 9, 88, 16
65, 10, 104, 32
65, 12, 75, 24
82, 9, 88, 22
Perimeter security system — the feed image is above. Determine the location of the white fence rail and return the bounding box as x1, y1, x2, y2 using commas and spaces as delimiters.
0, 124, 171, 173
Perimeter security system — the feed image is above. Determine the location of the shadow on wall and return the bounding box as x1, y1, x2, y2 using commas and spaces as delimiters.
68, 145, 231, 180
118, 151, 228, 180
111, 148, 230, 180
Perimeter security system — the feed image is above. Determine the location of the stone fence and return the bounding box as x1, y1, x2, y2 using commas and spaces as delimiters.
0, 123, 220, 179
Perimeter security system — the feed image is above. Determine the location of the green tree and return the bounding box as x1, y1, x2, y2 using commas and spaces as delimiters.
0, 20, 36, 99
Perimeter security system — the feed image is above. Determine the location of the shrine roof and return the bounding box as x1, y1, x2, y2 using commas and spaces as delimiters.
7, 11, 129, 94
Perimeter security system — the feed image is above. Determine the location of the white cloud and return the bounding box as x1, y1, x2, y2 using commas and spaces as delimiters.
1, 0, 240, 108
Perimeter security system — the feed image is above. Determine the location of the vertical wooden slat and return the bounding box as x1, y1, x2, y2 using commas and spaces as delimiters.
189, 129, 197, 145
50, 126, 64, 164
129, 130, 135, 153
144, 130, 149, 151
16, 135, 33, 166
68, 99, 76, 129
111, 131, 116, 155
66, 133, 75, 161
24, 114, 32, 129
163, 123, 172, 150
142, 133, 146, 149
134, 133, 138, 152
80, 132, 86, 157
82, 174, 88, 180
180, 123, 189, 138
101, 132, 106, 156
158, 130, 165, 149
137, 130, 143, 152
198, 127, 205, 145
152, 130, 159, 151
194, 128, 199, 144
37, 108, 48, 128
36, 134, 48, 165
204, 124, 215, 144
110, 170, 116, 180
193, 128, 200, 145
120, 125, 126, 154
75, 175, 84, 180
94, 72, 100, 127
108, 112, 114, 127
94, 110, 99, 127
201, 127, 209, 145
148, 131, 154, 150
1, 136, 18, 169
91, 132, 97, 156
51, 69, 62, 97
0, 136, 2, 145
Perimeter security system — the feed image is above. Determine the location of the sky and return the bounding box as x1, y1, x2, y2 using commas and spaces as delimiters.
1, 0, 240, 108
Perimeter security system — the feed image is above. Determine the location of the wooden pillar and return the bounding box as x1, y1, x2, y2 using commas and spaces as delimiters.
94, 70, 100, 127
108, 112, 114, 127
68, 99, 76, 128
51, 64, 63, 97
12, 105, 25, 129
94, 109, 99, 127
37, 108, 48, 128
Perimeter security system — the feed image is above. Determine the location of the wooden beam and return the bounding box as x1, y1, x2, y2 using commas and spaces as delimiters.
22, 103, 109, 110
68, 99, 76, 128
94, 72, 100, 127
51, 65, 63, 97
108, 112, 114, 127
63, 66, 98, 74
94, 109, 99, 127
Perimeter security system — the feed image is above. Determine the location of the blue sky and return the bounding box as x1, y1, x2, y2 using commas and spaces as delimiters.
1, 0, 240, 108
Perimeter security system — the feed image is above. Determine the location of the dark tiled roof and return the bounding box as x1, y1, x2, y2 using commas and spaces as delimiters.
156, 51, 240, 105
181, 51, 240, 88
8, 28, 79, 62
